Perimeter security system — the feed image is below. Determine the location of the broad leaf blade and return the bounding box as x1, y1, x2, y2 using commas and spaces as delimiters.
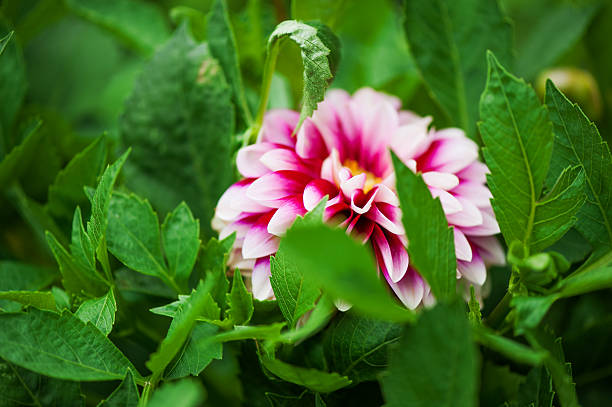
98, 369, 139, 407
161, 202, 200, 284
226, 270, 254, 325
0, 291, 56, 310
147, 379, 206, 407
0, 120, 43, 190
0, 261, 56, 291
165, 322, 223, 379
76, 289, 117, 336
261, 357, 351, 393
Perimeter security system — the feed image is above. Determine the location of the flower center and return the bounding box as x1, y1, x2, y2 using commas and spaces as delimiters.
343, 159, 383, 193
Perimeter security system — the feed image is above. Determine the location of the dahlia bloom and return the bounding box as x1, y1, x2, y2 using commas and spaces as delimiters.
213, 88, 504, 309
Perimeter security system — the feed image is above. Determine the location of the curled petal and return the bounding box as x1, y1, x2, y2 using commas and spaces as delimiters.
366, 202, 404, 235
215, 179, 268, 221
373, 227, 409, 283
252, 258, 274, 300
242, 212, 280, 259
303, 179, 338, 211
386, 268, 424, 310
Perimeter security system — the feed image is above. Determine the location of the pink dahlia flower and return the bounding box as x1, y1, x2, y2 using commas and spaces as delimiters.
213, 88, 504, 309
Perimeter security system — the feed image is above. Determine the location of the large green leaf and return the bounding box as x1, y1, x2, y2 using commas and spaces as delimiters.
380, 302, 479, 407
323, 312, 401, 383
0, 291, 56, 311
0, 120, 43, 190
98, 369, 139, 407
0, 261, 56, 291
120, 26, 234, 236
226, 270, 254, 325
147, 379, 206, 407
161, 202, 200, 284
165, 322, 223, 379
261, 357, 351, 393
75, 289, 117, 336
0, 308, 140, 382
392, 153, 456, 302
64, 0, 169, 55
545, 80, 612, 249
403, 0, 512, 139
479, 52, 585, 253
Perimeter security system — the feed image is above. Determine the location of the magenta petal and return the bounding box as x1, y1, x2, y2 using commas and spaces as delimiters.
387, 268, 424, 310
453, 228, 473, 262
215, 179, 268, 221
259, 109, 299, 147
373, 184, 399, 206
267, 197, 307, 236
252, 257, 274, 300
247, 170, 311, 207
366, 203, 404, 235
373, 227, 408, 283
242, 212, 280, 259
457, 161, 489, 184
446, 197, 483, 227
303, 179, 338, 211
350, 189, 377, 214
236, 143, 275, 178
259, 148, 313, 175
457, 254, 487, 285
296, 117, 328, 159
425, 137, 478, 173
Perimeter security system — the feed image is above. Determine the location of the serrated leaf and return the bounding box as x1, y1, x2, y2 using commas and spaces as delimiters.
199, 234, 235, 311
64, 0, 170, 55
115, 269, 175, 299
76, 289, 116, 335
380, 302, 479, 407
272, 295, 335, 347
165, 322, 223, 379
480, 52, 584, 253
161, 202, 200, 284
0, 291, 56, 311
47, 134, 108, 220
545, 80, 612, 249
0, 26, 26, 140
227, 270, 253, 325
0, 308, 140, 382
392, 153, 456, 302
147, 379, 206, 407
98, 369, 139, 407
146, 279, 215, 378
324, 313, 401, 383
0, 120, 43, 190
403, 0, 512, 139
71, 206, 96, 272
264, 20, 340, 129
280, 223, 413, 322
207, 0, 252, 124
121, 26, 234, 236
261, 356, 351, 393
0, 261, 57, 291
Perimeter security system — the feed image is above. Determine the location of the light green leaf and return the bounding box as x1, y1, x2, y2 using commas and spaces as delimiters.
76, 289, 117, 336
52, 287, 71, 311
0, 261, 56, 291
403, 0, 512, 139
273, 295, 335, 347
162, 202, 200, 284
71, 206, 96, 272
211, 323, 285, 343
146, 279, 215, 379
121, 26, 234, 236
65, 0, 170, 55
392, 153, 456, 302
480, 52, 584, 253
47, 134, 108, 220
380, 302, 479, 407
147, 379, 206, 407
473, 326, 546, 366
324, 312, 401, 383
165, 322, 223, 379
0, 308, 140, 382
0, 120, 43, 190
0, 291, 56, 311
545, 80, 612, 249
261, 357, 351, 393
207, 0, 252, 124
226, 270, 253, 325
98, 369, 139, 407
198, 234, 235, 311
280, 223, 413, 322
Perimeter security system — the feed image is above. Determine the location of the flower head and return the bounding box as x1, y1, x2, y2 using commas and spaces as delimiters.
213, 88, 504, 308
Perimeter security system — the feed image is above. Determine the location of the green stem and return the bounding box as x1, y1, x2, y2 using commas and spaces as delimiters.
485, 290, 512, 328
138, 379, 154, 407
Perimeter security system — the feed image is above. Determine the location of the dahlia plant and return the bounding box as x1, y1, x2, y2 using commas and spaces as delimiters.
1, 0, 611, 406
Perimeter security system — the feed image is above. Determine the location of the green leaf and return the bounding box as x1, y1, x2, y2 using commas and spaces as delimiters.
273, 295, 335, 347
0, 26, 26, 141
0, 308, 140, 382
106, 192, 178, 292
64, 0, 170, 55
324, 312, 401, 383
146, 279, 215, 379
150, 292, 221, 322
207, 0, 252, 125
121, 26, 234, 236
98, 369, 139, 407
261, 357, 351, 393
47, 134, 108, 220
280, 223, 413, 322
480, 52, 584, 253
0, 261, 56, 291
0, 291, 56, 311
75, 289, 117, 335
0, 120, 43, 190
473, 326, 546, 366
380, 302, 479, 407
165, 322, 223, 379
52, 287, 71, 311
403, 0, 512, 139
515, 366, 554, 407
161, 202, 200, 284
545, 80, 612, 249
258, 20, 340, 131
199, 234, 235, 311
71, 206, 96, 273
147, 379, 206, 407
0, 30, 13, 55
392, 153, 457, 302
226, 270, 253, 325
211, 323, 285, 343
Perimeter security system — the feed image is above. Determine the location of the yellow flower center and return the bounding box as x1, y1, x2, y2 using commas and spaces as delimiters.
343, 159, 383, 193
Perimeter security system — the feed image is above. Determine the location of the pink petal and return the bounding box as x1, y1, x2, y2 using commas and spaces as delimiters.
242, 212, 280, 259
451, 181, 492, 207
267, 197, 307, 236
215, 179, 268, 221
373, 184, 399, 206
259, 109, 299, 147
429, 187, 463, 215
346, 216, 375, 243
303, 179, 338, 211
454, 228, 473, 262
252, 257, 274, 300
423, 137, 478, 173
446, 197, 483, 227
247, 170, 311, 207
350, 189, 378, 215
470, 236, 505, 266
340, 173, 366, 198
457, 161, 489, 183
386, 268, 424, 310
296, 117, 328, 159
366, 203, 404, 235
423, 171, 460, 190
373, 227, 409, 283
260, 148, 315, 176
390, 118, 432, 161
460, 207, 500, 236
236, 143, 275, 178
457, 254, 487, 285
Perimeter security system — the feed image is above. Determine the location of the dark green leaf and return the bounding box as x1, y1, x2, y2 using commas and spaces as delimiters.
0, 261, 56, 291
121, 26, 234, 236
0, 308, 140, 381
261, 356, 351, 393
75, 289, 116, 335
0, 291, 56, 311
98, 369, 139, 407
0, 26, 26, 141
147, 379, 206, 407
211, 323, 285, 343
515, 366, 554, 407
226, 270, 253, 325
473, 326, 546, 366
0, 120, 43, 190
199, 234, 235, 311
161, 202, 200, 284
165, 322, 223, 379
392, 153, 456, 302
380, 302, 479, 407
403, 0, 512, 139
545, 80, 612, 249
